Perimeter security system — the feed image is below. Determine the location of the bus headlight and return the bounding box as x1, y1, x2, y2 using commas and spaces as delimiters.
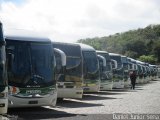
0, 92, 8, 98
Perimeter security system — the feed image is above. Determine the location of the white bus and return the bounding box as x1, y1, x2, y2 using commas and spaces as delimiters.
121, 56, 130, 87
145, 63, 151, 82
158, 67, 160, 78
141, 62, 148, 83
96, 51, 113, 90
6, 35, 57, 107
52, 42, 83, 99
150, 65, 158, 80
135, 60, 144, 84
78, 43, 100, 92
0, 22, 8, 114
109, 53, 124, 88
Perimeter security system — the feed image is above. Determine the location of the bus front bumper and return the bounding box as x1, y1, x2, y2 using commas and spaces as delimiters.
8, 92, 57, 108
100, 81, 113, 90
57, 88, 83, 99
112, 80, 124, 89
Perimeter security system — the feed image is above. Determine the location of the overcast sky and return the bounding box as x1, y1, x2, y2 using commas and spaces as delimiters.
0, 0, 160, 42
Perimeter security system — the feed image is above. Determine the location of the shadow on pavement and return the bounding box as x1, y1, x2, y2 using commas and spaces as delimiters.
8, 107, 77, 120
134, 88, 143, 90
151, 79, 159, 81
82, 94, 117, 101
57, 99, 103, 108
108, 88, 132, 92
95, 90, 126, 95
136, 81, 156, 86
149, 80, 159, 84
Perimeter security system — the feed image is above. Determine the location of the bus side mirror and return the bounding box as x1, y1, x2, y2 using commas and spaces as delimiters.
53, 48, 66, 74
111, 59, 117, 70
97, 55, 106, 72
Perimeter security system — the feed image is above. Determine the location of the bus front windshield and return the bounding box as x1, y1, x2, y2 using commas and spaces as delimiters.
7, 41, 54, 87
83, 51, 99, 80
66, 56, 82, 77
53, 43, 82, 78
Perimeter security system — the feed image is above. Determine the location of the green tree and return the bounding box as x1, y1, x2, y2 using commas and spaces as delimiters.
153, 40, 160, 63
77, 24, 160, 64
138, 55, 157, 64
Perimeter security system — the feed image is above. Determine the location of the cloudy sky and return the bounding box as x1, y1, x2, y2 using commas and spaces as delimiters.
0, 0, 160, 42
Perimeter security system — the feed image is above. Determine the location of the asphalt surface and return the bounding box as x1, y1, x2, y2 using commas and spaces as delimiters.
8, 78, 160, 120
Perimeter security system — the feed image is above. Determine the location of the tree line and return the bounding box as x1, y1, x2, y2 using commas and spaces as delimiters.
77, 24, 160, 64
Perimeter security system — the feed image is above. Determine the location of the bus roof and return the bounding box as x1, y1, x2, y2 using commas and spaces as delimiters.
109, 53, 121, 56
5, 36, 51, 42
96, 50, 109, 54
52, 42, 81, 57
53, 42, 80, 47
77, 43, 95, 51
4, 30, 51, 42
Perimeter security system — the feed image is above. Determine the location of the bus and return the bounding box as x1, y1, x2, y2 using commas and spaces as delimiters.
150, 65, 158, 80
52, 42, 83, 99
145, 63, 151, 82
136, 60, 144, 84
0, 22, 8, 114
121, 56, 130, 87
136, 60, 148, 83
96, 51, 113, 90
109, 53, 124, 88
78, 43, 100, 92
5, 35, 57, 107
129, 58, 139, 83
97, 55, 107, 90
158, 67, 160, 78
154, 65, 158, 79
141, 62, 148, 83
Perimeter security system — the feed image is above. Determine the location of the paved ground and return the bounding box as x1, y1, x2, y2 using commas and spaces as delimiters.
8, 78, 160, 120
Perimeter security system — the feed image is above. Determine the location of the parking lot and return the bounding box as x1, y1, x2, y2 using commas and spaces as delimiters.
8, 78, 160, 120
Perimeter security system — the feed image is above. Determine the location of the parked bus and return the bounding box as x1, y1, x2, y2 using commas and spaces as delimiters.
155, 65, 158, 79
78, 43, 100, 92
121, 56, 130, 87
5, 35, 57, 107
158, 67, 160, 78
52, 42, 83, 99
97, 55, 107, 90
141, 62, 148, 83
0, 22, 8, 114
136, 60, 144, 83
109, 53, 124, 88
129, 58, 140, 83
96, 51, 113, 90
145, 63, 151, 82
150, 65, 158, 79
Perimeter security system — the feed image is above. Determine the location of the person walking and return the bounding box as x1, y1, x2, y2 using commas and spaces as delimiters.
129, 70, 137, 89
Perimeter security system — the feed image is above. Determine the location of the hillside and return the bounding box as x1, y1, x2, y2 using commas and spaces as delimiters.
77, 24, 160, 64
